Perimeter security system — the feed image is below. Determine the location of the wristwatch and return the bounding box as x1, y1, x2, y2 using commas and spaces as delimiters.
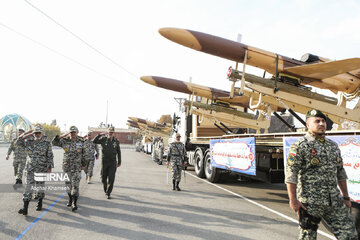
343, 196, 350, 201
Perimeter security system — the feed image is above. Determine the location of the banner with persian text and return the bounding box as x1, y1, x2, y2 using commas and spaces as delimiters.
210, 137, 256, 176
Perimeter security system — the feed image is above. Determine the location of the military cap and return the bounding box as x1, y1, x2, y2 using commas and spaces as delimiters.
175, 133, 181, 137
18, 129, 25, 133
306, 109, 326, 120
33, 124, 43, 133
69, 126, 79, 133
108, 126, 115, 132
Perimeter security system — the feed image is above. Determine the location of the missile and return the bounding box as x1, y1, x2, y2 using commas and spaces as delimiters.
129, 116, 171, 130
140, 76, 249, 108
140, 75, 287, 112
158, 27, 360, 95
158, 27, 301, 74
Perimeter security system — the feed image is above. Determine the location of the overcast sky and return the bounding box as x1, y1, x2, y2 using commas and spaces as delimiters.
1, 0, 359, 134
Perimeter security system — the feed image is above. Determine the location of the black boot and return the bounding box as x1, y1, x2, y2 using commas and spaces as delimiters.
18, 200, 29, 215
36, 198, 43, 211
66, 194, 72, 207
72, 196, 78, 211
176, 181, 181, 191
172, 179, 176, 191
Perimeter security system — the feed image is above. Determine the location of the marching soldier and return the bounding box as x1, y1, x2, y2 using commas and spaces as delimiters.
83, 132, 99, 184
157, 138, 164, 165
285, 109, 357, 239
17, 124, 54, 215
52, 126, 86, 211
167, 133, 187, 191
93, 126, 121, 199
6, 129, 27, 184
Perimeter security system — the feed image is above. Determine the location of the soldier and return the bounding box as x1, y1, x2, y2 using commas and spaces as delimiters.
83, 132, 99, 184
6, 129, 27, 184
285, 109, 358, 239
152, 137, 158, 162
17, 124, 54, 215
157, 138, 164, 165
167, 133, 187, 191
93, 126, 121, 199
52, 126, 86, 211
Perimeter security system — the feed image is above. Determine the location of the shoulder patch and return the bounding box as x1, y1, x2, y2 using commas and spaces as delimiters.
287, 155, 295, 166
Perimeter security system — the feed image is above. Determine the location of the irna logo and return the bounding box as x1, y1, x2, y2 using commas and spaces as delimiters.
34, 172, 70, 182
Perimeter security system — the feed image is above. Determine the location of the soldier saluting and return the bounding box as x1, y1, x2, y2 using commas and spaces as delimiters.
52, 126, 86, 211
93, 126, 121, 199
6, 128, 27, 185
17, 124, 54, 215
167, 133, 187, 191
285, 109, 357, 239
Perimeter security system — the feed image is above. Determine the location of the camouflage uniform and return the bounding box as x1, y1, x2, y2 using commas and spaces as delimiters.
83, 139, 99, 178
17, 135, 54, 201
52, 135, 86, 198
157, 139, 164, 165
7, 138, 28, 182
286, 132, 358, 240
167, 141, 186, 184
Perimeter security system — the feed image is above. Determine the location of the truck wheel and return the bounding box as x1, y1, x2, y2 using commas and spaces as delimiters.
204, 151, 221, 183
194, 148, 205, 178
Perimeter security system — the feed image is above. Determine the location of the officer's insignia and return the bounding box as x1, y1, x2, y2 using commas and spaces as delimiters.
310, 110, 317, 115
64, 148, 69, 153
310, 158, 319, 165
287, 156, 295, 166
310, 149, 317, 156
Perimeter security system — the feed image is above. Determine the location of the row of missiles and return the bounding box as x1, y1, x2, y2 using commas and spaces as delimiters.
127, 116, 172, 140
139, 28, 360, 131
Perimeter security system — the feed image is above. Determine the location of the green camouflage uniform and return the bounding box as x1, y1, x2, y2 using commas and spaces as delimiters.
167, 142, 186, 181
52, 136, 86, 197
285, 132, 358, 240
8, 138, 28, 181
83, 139, 98, 177
17, 135, 54, 201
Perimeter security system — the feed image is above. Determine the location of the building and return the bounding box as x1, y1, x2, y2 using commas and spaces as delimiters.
0, 114, 32, 142
88, 127, 138, 144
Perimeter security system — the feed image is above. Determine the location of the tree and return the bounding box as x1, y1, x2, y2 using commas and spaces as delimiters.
36, 123, 61, 140
158, 114, 172, 124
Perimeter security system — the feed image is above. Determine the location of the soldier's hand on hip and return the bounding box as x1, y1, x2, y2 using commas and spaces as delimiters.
47, 168, 52, 173
117, 164, 121, 167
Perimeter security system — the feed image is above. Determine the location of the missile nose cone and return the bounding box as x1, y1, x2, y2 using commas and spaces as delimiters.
159, 27, 202, 51
128, 117, 137, 122
140, 76, 156, 85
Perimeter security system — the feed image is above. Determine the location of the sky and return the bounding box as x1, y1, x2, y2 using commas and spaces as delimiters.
1, 0, 359, 134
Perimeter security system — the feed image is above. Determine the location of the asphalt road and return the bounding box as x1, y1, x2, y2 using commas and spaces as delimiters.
0, 145, 335, 240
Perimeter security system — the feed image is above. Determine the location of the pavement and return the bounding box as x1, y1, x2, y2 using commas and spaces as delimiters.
0, 146, 336, 240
